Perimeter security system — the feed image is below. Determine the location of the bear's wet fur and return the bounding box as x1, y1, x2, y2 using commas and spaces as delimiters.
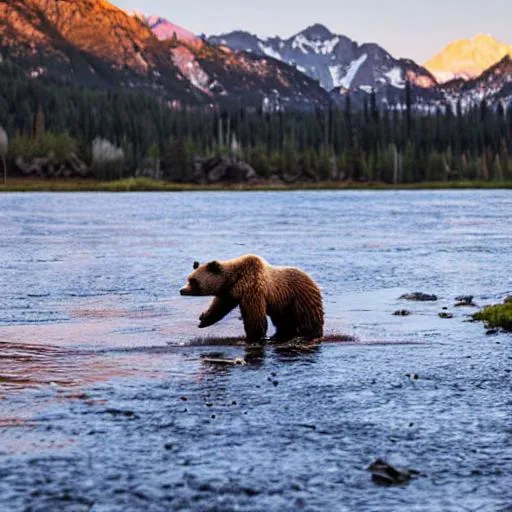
180, 254, 324, 343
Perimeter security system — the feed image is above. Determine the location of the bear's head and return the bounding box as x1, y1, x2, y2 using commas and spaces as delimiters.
180, 260, 225, 296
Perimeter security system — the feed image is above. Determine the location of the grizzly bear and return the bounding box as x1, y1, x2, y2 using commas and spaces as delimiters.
180, 254, 324, 343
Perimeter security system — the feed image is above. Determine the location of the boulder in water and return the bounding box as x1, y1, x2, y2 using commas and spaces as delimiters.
400, 292, 438, 302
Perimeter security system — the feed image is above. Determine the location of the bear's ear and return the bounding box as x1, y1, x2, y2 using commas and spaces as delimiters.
206, 260, 223, 275
193, 261, 200, 270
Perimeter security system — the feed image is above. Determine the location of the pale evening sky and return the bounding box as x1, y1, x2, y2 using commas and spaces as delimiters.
113, 0, 511, 64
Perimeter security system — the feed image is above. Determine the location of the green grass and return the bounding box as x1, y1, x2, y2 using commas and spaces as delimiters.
473, 301, 512, 331
1, 178, 512, 192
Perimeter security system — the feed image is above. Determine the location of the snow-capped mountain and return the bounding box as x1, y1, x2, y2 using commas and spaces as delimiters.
208, 24, 438, 93
2, 0, 511, 113
425, 34, 512, 83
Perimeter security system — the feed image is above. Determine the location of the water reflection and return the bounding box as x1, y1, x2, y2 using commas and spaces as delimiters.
0, 341, 131, 399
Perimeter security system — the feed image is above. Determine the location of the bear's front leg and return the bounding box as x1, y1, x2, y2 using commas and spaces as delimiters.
199, 296, 238, 328
240, 297, 268, 343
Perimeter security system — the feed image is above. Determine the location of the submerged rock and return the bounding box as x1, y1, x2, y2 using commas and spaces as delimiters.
368, 459, 420, 486
400, 292, 438, 302
439, 312, 454, 319
393, 309, 411, 316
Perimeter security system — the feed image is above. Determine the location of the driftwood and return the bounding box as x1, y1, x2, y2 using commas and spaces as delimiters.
201, 357, 246, 365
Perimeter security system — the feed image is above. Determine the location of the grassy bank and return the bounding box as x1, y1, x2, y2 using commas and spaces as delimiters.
473, 299, 512, 331
1, 178, 512, 192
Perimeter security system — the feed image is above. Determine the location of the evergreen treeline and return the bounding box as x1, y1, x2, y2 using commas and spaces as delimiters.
1, 63, 511, 183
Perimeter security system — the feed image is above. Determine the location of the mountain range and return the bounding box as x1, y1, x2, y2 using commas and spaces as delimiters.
209, 24, 437, 94
208, 25, 512, 109
0, 0, 329, 109
0, 0, 511, 111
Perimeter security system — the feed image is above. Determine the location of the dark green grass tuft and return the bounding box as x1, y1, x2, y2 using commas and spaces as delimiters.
473, 301, 512, 331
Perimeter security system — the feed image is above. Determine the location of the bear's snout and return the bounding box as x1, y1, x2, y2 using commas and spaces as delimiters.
180, 285, 199, 296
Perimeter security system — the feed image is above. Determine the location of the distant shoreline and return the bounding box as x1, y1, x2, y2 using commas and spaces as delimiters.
1, 178, 512, 192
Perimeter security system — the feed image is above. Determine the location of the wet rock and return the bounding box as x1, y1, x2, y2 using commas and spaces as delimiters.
439, 312, 454, 319
194, 156, 261, 184
486, 329, 499, 336
298, 423, 317, 430
400, 292, 438, 302
104, 408, 138, 418
393, 309, 411, 316
455, 295, 476, 307
15, 153, 90, 178
368, 459, 420, 486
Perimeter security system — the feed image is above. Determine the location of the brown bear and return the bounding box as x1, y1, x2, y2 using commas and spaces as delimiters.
180, 254, 324, 343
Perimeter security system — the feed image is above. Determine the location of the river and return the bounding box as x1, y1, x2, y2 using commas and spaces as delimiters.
0, 190, 511, 510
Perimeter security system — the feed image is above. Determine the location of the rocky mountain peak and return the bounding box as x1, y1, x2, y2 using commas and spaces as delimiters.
139, 14, 200, 46
297, 23, 334, 40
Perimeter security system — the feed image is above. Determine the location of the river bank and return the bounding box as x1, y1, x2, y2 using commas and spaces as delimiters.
1, 177, 512, 192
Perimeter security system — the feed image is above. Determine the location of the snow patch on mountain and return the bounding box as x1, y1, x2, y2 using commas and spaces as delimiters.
170, 47, 211, 94
258, 42, 282, 61
292, 34, 340, 55
384, 67, 405, 88
328, 65, 344, 88
337, 54, 368, 88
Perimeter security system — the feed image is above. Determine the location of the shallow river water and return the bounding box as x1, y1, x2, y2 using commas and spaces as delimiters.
0, 190, 511, 511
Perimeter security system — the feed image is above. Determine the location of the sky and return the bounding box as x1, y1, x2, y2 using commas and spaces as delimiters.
114, 0, 512, 63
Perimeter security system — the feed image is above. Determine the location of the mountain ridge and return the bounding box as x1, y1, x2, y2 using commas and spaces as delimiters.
1, 1, 511, 111
0, 0, 330, 108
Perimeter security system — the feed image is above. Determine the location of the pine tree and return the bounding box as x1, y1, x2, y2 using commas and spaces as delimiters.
34, 106, 45, 141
